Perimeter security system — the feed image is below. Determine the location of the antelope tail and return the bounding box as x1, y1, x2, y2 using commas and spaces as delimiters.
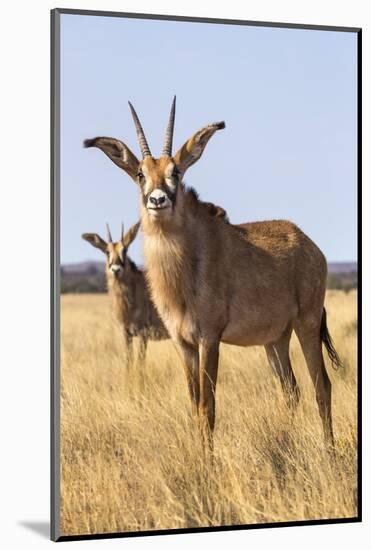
320, 308, 343, 370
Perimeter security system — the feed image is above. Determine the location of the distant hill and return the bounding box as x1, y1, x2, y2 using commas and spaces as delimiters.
62, 260, 105, 274
328, 262, 357, 274
61, 261, 106, 293
60, 260, 357, 294
327, 262, 357, 292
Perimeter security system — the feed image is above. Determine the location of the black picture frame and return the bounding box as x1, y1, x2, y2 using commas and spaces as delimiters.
51, 8, 362, 542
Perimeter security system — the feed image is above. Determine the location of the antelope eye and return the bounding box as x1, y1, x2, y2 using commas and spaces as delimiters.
137, 171, 144, 180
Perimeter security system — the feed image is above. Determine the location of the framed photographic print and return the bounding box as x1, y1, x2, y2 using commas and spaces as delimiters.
51, 8, 361, 542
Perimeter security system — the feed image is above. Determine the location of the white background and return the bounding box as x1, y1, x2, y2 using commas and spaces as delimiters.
0, 0, 368, 548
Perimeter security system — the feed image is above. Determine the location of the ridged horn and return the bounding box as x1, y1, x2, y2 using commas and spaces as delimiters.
162, 96, 176, 157
121, 222, 124, 243
106, 223, 113, 243
128, 101, 151, 158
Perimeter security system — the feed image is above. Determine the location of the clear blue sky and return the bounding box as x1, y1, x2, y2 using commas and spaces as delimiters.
60, 14, 357, 265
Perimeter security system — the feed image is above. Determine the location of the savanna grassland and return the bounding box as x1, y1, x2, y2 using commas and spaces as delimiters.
60, 290, 358, 536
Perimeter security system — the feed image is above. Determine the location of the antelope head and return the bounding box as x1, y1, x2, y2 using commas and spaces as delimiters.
82, 222, 140, 280
84, 97, 225, 224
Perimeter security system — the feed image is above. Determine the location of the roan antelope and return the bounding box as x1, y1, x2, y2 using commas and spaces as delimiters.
84, 97, 342, 448
82, 222, 169, 367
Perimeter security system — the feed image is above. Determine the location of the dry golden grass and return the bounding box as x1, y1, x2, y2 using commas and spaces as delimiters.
60, 290, 358, 536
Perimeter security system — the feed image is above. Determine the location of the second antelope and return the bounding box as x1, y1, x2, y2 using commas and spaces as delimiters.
84, 98, 342, 448
82, 222, 169, 367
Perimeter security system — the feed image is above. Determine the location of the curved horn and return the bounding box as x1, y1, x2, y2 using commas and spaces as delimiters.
106, 223, 113, 243
128, 101, 151, 158
162, 96, 176, 157
121, 222, 124, 243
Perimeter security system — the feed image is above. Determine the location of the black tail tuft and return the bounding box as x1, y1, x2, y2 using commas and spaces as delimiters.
320, 308, 343, 370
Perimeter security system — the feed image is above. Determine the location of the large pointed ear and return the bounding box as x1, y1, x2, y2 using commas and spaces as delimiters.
173, 122, 225, 176
84, 137, 140, 181
81, 233, 107, 253
123, 222, 140, 249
